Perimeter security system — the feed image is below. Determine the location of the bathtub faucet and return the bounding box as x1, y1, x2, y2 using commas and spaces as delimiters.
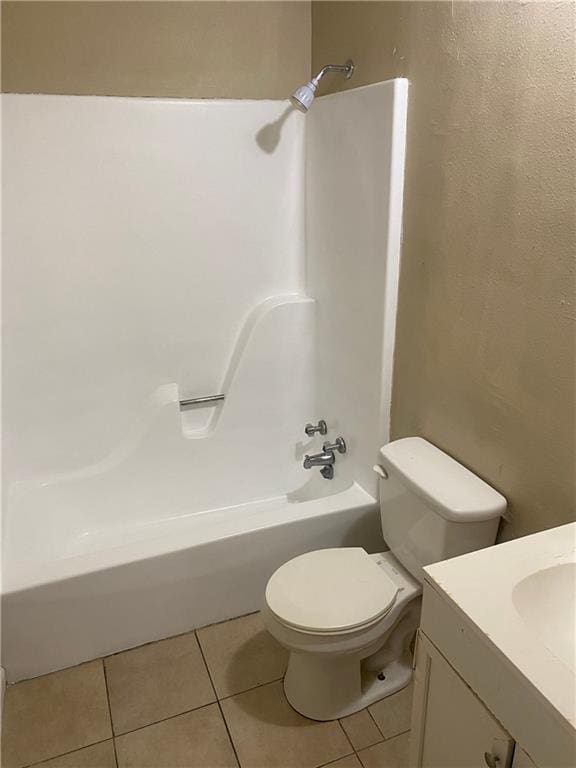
303, 450, 335, 469
303, 437, 347, 480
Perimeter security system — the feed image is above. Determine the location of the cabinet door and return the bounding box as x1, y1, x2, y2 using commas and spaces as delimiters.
411, 632, 515, 768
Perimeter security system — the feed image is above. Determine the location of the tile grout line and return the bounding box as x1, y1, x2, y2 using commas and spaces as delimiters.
104, 630, 278, 743
195, 623, 363, 768
332, 717, 356, 765
107, 701, 410, 765
215, 699, 242, 768
109, 700, 218, 739
335, 716, 356, 757
22, 737, 114, 768
22, 660, 121, 768
354, 728, 413, 767
101, 658, 120, 768
192, 630, 219, 704
365, 706, 386, 741
194, 630, 243, 768
316, 749, 362, 768
98, 661, 284, 741
218, 675, 284, 702
195, 609, 260, 635
386, 726, 411, 741
97, 678, 286, 744
338, 712, 386, 753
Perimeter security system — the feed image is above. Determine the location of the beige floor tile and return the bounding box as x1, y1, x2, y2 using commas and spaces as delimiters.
105, 631, 215, 734
220, 680, 352, 768
29, 741, 116, 768
368, 686, 413, 740
339, 710, 383, 751
321, 756, 362, 768
357, 732, 411, 768
197, 612, 288, 698
115, 704, 237, 768
1, 661, 112, 768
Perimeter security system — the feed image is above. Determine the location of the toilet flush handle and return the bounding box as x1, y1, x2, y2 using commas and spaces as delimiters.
373, 464, 389, 480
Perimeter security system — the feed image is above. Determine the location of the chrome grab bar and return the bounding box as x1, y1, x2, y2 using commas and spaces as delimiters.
179, 394, 225, 409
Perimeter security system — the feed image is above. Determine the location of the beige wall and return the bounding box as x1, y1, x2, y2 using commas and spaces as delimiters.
313, 1, 576, 538
1, 1, 310, 98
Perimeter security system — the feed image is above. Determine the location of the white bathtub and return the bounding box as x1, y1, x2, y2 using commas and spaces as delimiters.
2, 479, 383, 682
0, 295, 383, 682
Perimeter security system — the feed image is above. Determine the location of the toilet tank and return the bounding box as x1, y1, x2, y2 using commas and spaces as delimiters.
377, 437, 506, 582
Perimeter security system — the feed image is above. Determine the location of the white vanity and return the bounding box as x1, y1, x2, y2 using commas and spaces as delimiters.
409, 522, 576, 768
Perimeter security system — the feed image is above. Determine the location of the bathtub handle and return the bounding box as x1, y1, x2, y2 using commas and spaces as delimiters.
305, 420, 328, 437
179, 394, 225, 409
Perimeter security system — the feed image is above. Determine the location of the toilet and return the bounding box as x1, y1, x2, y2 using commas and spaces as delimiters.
263, 437, 506, 721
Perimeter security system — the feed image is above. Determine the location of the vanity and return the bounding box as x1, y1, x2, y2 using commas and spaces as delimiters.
409, 522, 576, 768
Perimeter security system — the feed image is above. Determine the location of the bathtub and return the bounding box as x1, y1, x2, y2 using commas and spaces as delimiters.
2, 478, 382, 682
1, 295, 384, 682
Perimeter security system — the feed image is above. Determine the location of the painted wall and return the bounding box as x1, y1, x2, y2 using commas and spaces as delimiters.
1, 1, 310, 98
312, 1, 576, 538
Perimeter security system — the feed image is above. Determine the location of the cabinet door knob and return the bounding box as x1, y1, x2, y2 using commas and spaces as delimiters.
484, 752, 500, 768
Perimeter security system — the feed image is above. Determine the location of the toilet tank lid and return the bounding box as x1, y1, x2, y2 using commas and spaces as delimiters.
379, 437, 507, 522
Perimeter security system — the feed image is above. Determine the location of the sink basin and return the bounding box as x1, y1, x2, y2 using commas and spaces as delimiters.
513, 561, 576, 672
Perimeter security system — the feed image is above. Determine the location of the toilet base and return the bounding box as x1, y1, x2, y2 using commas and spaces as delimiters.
283, 650, 413, 721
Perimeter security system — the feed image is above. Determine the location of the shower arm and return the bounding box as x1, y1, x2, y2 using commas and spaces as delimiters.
311, 61, 355, 89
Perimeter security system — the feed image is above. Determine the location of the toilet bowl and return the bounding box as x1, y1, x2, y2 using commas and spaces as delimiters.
264, 437, 507, 721
264, 548, 421, 720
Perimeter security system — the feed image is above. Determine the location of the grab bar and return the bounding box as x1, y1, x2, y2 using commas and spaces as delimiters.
179, 394, 225, 409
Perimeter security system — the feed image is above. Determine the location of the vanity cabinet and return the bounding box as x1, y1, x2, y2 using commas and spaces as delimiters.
409, 528, 576, 768
410, 631, 515, 768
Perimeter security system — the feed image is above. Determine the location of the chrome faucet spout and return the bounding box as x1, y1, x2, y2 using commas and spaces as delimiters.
303, 450, 335, 470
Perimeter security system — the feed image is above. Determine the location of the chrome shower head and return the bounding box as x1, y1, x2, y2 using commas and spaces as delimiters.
290, 82, 317, 113
289, 60, 355, 113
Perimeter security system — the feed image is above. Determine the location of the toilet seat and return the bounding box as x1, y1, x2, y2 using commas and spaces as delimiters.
265, 548, 399, 635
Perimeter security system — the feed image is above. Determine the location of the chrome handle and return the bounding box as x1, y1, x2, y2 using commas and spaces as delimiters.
484, 752, 500, 768
305, 420, 327, 437
323, 437, 346, 454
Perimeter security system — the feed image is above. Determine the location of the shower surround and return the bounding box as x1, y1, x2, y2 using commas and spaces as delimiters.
2, 81, 408, 681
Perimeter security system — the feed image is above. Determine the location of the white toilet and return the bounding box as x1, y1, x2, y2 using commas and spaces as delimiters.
263, 437, 506, 721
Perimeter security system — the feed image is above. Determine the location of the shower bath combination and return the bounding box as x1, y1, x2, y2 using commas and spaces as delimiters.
2, 74, 409, 682
290, 60, 355, 112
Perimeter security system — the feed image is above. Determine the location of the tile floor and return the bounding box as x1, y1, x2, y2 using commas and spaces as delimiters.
1, 612, 412, 768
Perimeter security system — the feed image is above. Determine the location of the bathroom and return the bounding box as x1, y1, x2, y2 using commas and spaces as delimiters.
1, 1, 575, 766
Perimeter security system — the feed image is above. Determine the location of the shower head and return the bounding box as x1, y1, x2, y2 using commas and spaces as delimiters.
290, 60, 355, 113
290, 82, 317, 113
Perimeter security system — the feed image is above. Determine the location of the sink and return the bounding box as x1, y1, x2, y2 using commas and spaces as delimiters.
513, 561, 576, 672
423, 522, 576, 768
